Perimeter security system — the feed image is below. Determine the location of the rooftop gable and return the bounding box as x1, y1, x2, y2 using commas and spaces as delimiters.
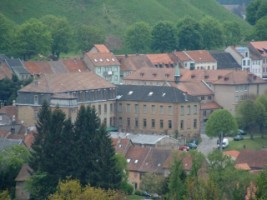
94, 44, 110, 53
236, 149, 267, 170
250, 41, 267, 57
85, 52, 120, 67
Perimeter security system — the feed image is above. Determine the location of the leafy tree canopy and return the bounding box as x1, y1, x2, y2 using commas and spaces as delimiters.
246, 0, 267, 25
151, 21, 176, 53
125, 21, 151, 53
206, 109, 238, 137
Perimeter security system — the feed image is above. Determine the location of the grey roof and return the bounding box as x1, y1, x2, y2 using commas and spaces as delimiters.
0, 55, 8, 63
116, 85, 199, 103
5, 58, 29, 74
210, 51, 241, 69
0, 138, 23, 151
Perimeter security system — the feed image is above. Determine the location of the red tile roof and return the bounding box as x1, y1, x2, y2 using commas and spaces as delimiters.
85, 52, 120, 67
235, 163, 251, 170
0, 63, 12, 80
23, 132, 35, 149
163, 151, 192, 171
116, 54, 154, 71
94, 44, 110, 53
0, 106, 18, 123
174, 81, 213, 96
146, 53, 176, 65
175, 50, 216, 63
125, 146, 151, 171
250, 41, 267, 57
19, 72, 115, 93
112, 138, 132, 156
224, 150, 240, 159
236, 149, 267, 170
24, 61, 53, 74
61, 58, 89, 73
200, 101, 222, 110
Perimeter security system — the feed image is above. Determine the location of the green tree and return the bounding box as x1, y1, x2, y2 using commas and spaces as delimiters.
75, 25, 105, 52
0, 145, 30, 198
236, 99, 261, 139
176, 17, 203, 50
200, 16, 224, 49
208, 151, 253, 200
151, 21, 176, 53
256, 94, 267, 137
255, 170, 267, 199
253, 16, 267, 40
206, 109, 238, 137
0, 13, 14, 55
41, 15, 72, 59
140, 173, 166, 195
223, 21, 242, 46
13, 18, 52, 60
125, 21, 151, 53
246, 0, 267, 25
167, 158, 187, 199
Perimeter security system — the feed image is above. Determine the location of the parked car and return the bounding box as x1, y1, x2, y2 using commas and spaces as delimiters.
187, 142, 198, 149
233, 134, 244, 141
217, 138, 229, 149
179, 145, 189, 151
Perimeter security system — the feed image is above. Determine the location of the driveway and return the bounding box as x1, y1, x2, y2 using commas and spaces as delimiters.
197, 123, 218, 156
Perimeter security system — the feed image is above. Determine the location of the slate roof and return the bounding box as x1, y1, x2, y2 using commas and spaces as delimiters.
0, 138, 23, 151
116, 54, 154, 71
235, 149, 267, 170
19, 72, 115, 93
117, 84, 199, 103
210, 51, 241, 69
0, 55, 8, 63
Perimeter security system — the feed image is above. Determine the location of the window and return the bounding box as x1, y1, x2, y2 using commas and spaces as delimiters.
180, 105, 184, 115
194, 119, 197, 129
143, 119, 147, 128
151, 119, 155, 128
168, 106, 173, 115
160, 120, 164, 129
180, 120, 184, 130
143, 105, 147, 114
127, 118, 130, 128
201, 96, 205, 100
119, 117, 122, 126
103, 118, 107, 125
127, 104, 131, 112
135, 118, 139, 128
98, 105, 101, 115
194, 105, 197, 115
152, 105, 156, 114
110, 103, 113, 112
110, 117, 113, 126
34, 95, 38, 105
104, 104, 107, 113
160, 105, 164, 114
187, 105, 191, 115
135, 104, 139, 113
243, 60, 246, 66
208, 96, 212, 100
118, 103, 122, 112
168, 120, 172, 129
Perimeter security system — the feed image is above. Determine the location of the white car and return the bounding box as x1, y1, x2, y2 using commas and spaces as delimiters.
217, 138, 229, 149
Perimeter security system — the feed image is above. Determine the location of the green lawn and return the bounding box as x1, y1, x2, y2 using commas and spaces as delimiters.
226, 136, 267, 151
128, 195, 144, 200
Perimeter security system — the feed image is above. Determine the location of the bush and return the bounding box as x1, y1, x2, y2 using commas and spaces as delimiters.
120, 182, 134, 195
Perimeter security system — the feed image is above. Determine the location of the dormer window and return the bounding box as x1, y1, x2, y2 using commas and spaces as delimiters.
127, 159, 131, 163
134, 160, 138, 164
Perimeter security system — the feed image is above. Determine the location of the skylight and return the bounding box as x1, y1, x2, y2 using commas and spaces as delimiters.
99, 58, 103, 62
148, 92, 153, 96
162, 93, 166, 97
94, 59, 98, 62
127, 159, 131, 163
134, 160, 138, 164
112, 58, 115, 61
128, 91, 133, 95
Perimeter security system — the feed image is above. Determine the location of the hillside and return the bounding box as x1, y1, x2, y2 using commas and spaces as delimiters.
1, 0, 251, 49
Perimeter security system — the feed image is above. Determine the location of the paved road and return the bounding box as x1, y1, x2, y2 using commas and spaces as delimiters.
197, 124, 218, 156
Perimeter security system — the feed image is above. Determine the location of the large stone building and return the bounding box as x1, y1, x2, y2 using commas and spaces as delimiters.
16, 72, 117, 128
116, 85, 201, 138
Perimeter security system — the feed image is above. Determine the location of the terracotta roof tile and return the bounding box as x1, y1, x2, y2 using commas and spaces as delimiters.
116, 54, 154, 71
236, 149, 267, 170
235, 163, 251, 170
112, 138, 132, 156
175, 51, 192, 62
200, 101, 222, 110
146, 53, 176, 66
0, 106, 17, 122
85, 52, 120, 67
224, 150, 240, 159
125, 146, 151, 171
15, 164, 32, 181
19, 72, 115, 93
0, 63, 12, 79
163, 151, 192, 171
23, 132, 35, 149
174, 81, 213, 96
185, 50, 216, 63
94, 44, 110, 53
250, 41, 267, 57
24, 61, 53, 74
61, 58, 89, 73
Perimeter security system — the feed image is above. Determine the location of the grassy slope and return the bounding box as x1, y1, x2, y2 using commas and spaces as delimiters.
0, 0, 251, 37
